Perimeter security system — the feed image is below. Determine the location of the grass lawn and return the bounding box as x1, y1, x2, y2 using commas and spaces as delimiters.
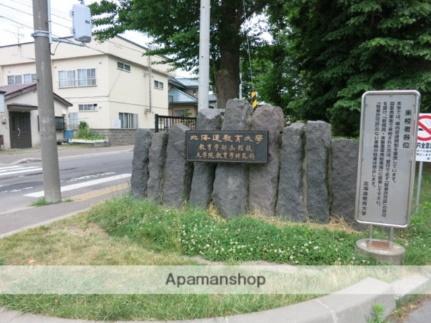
0, 165, 429, 320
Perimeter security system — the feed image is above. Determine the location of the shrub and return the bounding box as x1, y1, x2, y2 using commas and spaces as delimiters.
74, 122, 104, 140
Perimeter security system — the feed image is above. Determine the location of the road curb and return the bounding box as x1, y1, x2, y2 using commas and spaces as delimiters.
1, 275, 430, 323
0, 158, 42, 166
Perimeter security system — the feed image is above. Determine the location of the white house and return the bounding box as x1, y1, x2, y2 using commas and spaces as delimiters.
0, 36, 172, 144
0, 83, 71, 149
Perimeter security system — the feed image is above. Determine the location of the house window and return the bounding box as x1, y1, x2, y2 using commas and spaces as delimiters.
154, 80, 164, 90
79, 103, 98, 112
59, 68, 96, 88
117, 61, 131, 72
77, 68, 96, 87
173, 109, 192, 117
7, 74, 36, 85
59, 70, 76, 88
119, 113, 138, 129
23, 73, 37, 84
7, 75, 22, 85
68, 112, 79, 130
55, 117, 65, 131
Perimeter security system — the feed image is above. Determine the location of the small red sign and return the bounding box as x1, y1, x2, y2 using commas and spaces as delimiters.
418, 115, 431, 142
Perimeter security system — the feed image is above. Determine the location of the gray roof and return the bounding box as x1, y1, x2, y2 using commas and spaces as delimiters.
169, 87, 197, 104
175, 78, 199, 88
0, 83, 72, 107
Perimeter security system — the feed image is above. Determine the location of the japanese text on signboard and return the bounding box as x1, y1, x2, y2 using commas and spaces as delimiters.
356, 91, 420, 227
186, 130, 268, 163
417, 114, 431, 162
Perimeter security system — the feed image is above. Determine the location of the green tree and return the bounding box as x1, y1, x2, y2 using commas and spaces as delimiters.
90, 0, 269, 109
266, 0, 431, 136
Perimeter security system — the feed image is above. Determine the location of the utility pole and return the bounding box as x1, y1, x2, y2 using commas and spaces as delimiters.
198, 0, 210, 110
32, 0, 62, 203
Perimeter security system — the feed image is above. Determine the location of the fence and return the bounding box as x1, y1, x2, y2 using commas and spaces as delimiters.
155, 114, 196, 133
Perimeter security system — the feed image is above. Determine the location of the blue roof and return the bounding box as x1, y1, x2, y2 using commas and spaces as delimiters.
169, 87, 197, 104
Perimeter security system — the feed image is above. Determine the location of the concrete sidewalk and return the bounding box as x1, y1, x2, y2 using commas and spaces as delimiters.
0, 145, 133, 165
0, 183, 128, 239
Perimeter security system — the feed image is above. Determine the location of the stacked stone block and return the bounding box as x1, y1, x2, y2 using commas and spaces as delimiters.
212, 99, 253, 218
189, 109, 223, 208
131, 129, 152, 198
249, 105, 284, 216
276, 122, 307, 221
130, 105, 361, 226
162, 124, 193, 207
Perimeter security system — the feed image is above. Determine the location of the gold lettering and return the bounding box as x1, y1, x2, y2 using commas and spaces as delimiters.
255, 134, 264, 144
212, 134, 222, 142
234, 135, 243, 143
201, 134, 210, 141
223, 134, 233, 142
244, 135, 254, 143
198, 144, 206, 151
245, 145, 252, 152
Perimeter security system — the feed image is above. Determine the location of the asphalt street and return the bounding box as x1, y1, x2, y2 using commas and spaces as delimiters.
0, 146, 133, 215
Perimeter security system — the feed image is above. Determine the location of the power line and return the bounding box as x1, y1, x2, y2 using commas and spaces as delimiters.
242, 0, 255, 89
0, 15, 33, 30
0, 3, 72, 30
7, 0, 72, 23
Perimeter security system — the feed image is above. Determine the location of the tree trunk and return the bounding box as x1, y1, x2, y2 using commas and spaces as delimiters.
215, 49, 240, 109
214, 0, 242, 109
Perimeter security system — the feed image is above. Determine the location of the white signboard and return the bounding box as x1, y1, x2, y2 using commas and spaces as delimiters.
355, 91, 420, 228
416, 113, 431, 162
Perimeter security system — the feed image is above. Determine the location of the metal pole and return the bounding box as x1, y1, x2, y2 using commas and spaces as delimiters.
389, 227, 394, 248
148, 55, 152, 113
416, 161, 424, 211
367, 224, 373, 247
32, 0, 62, 203
198, 0, 210, 110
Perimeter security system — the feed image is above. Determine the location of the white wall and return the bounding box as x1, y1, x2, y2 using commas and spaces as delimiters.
0, 89, 68, 149
0, 36, 172, 130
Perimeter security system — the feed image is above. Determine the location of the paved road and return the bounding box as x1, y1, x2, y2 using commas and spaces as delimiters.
0, 146, 133, 214
403, 299, 431, 323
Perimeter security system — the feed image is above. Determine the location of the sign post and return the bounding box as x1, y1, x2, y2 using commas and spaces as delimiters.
355, 90, 420, 264
415, 113, 431, 210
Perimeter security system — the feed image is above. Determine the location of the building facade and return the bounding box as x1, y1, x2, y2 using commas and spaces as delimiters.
168, 77, 217, 117
0, 83, 71, 149
0, 36, 171, 137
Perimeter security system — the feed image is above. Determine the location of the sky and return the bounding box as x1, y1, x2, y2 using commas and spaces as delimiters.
0, 0, 271, 77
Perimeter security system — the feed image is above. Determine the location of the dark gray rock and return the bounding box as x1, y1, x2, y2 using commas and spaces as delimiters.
189, 108, 222, 208
162, 124, 193, 207
331, 138, 359, 224
249, 105, 284, 216
213, 99, 253, 218
305, 121, 331, 223
276, 122, 307, 221
147, 132, 168, 202
131, 129, 153, 198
